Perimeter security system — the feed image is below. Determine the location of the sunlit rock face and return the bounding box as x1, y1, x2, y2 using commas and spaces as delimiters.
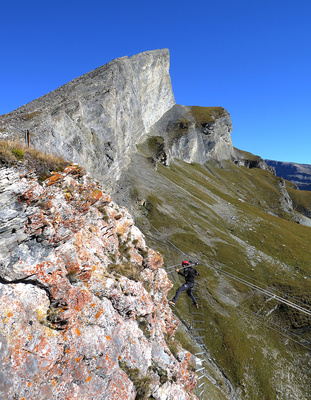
0, 49, 237, 191
0, 165, 197, 400
0, 49, 176, 186
147, 104, 235, 165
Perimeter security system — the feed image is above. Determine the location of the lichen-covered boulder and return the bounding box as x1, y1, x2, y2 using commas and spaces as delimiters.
0, 164, 197, 400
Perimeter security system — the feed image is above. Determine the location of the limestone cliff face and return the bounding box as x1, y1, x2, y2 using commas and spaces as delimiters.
0, 50, 236, 190
0, 164, 197, 400
0, 49, 175, 185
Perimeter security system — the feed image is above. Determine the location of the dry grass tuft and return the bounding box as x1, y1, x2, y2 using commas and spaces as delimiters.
0, 139, 70, 183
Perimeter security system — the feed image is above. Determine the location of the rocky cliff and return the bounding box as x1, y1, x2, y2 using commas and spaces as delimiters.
146, 105, 234, 166
0, 162, 198, 400
0, 50, 175, 186
0, 50, 235, 190
233, 149, 275, 173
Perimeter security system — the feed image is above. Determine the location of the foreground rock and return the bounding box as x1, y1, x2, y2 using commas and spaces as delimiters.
0, 164, 197, 400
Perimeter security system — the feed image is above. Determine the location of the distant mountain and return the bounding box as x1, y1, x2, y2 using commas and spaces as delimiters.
265, 160, 311, 191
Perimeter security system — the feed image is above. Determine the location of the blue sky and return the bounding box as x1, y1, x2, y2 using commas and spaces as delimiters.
1, 0, 310, 164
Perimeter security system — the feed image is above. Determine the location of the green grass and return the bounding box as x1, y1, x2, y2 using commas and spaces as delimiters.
287, 185, 311, 216
130, 150, 311, 398
234, 147, 263, 162
119, 361, 152, 400
166, 118, 192, 146
107, 261, 142, 282
147, 136, 165, 160
12, 147, 24, 160
191, 106, 226, 125
22, 111, 41, 120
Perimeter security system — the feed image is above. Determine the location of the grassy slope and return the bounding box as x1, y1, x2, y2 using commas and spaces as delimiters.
118, 143, 311, 399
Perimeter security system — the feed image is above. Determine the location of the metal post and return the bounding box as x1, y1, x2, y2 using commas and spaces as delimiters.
25, 130, 30, 148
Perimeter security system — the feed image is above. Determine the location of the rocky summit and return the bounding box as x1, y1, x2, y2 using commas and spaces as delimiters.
0, 50, 175, 186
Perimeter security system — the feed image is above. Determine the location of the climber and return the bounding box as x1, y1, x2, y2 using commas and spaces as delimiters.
169, 261, 199, 309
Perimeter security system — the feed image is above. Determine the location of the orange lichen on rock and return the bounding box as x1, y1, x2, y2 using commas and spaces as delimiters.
63, 164, 85, 177
94, 309, 103, 319
0, 163, 198, 400
45, 172, 64, 186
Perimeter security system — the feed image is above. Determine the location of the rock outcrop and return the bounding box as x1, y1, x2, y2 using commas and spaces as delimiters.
147, 105, 234, 165
0, 163, 197, 400
0, 50, 175, 186
233, 149, 275, 173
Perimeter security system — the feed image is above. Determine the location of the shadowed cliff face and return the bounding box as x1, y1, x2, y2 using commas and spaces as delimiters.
0, 164, 198, 400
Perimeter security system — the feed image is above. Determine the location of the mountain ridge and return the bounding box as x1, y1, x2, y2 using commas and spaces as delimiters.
1, 49, 311, 399
0, 49, 235, 191
0, 49, 175, 186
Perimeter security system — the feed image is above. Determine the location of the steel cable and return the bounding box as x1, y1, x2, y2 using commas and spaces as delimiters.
145, 223, 311, 350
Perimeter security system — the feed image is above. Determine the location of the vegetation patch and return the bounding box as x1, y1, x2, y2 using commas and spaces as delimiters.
0, 139, 70, 183
137, 317, 151, 339
166, 118, 191, 146
12, 147, 24, 160
287, 186, 311, 217
131, 148, 311, 397
119, 361, 152, 400
107, 261, 142, 282
22, 111, 41, 120
164, 332, 180, 359
234, 147, 263, 162
96, 205, 110, 222
191, 106, 226, 126
147, 136, 165, 160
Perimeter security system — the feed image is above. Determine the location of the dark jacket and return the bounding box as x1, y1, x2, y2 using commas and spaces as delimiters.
178, 267, 199, 284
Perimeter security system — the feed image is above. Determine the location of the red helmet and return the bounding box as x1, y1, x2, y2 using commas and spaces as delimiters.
182, 261, 189, 266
